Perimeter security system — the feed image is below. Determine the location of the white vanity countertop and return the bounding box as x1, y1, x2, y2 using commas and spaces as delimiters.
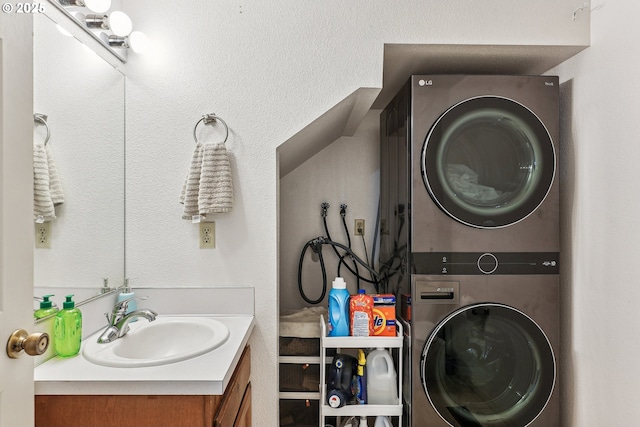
35, 315, 254, 396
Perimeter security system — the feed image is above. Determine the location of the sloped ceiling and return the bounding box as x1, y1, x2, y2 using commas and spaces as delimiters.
278, 43, 587, 178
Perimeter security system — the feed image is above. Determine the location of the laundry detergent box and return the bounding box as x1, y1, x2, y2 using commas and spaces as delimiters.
372, 294, 396, 336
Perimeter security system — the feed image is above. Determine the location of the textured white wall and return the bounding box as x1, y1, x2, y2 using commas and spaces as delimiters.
551, 1, 640, 425
280, 110, 380, 311
122, 1, 587, 424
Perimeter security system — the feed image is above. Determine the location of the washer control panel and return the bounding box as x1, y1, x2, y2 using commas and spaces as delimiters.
413, 252, 559, 275
477, 253, 498, 274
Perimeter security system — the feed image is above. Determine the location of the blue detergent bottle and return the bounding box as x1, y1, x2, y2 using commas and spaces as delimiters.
328, 277, 350, 336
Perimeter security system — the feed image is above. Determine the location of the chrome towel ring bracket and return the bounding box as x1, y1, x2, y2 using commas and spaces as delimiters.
192, 113, 229, 144
34, 113, 51, 145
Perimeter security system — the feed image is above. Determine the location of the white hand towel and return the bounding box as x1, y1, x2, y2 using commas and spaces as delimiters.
198, 142, 234, 214
46, 143, 64, 206
181, 142, 204, 219
33, 142, 56, 221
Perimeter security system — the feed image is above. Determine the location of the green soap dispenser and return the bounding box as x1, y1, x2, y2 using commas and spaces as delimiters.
54, 295, 82, 358
34, 294, 58, 319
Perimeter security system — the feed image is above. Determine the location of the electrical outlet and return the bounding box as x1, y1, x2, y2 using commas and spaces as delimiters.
35, 222, 51, 249
354, 219, 365, 236
199, 222, 215, 249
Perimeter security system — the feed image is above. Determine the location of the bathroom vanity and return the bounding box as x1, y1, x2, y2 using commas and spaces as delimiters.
34, 313, 254, 427
36, 346, 250, 427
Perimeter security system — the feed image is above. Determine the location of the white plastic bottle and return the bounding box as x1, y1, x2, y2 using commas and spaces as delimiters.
374, 416, 392, 427
358, 416, 368, 427
366, 348, 398, 405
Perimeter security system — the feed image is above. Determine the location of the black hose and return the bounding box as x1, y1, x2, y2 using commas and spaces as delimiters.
320, 237, 380, 282
297, 239, 327, 305
323, 215, 375, 285
297, 236, 381, 304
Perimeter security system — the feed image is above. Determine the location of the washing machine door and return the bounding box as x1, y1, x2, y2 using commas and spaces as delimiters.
420, 303, 555, 427
421, 96, 555, 228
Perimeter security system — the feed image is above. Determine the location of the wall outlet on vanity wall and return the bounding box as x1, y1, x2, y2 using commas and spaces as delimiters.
35, 222, 51, 249
199, 222, 215, 249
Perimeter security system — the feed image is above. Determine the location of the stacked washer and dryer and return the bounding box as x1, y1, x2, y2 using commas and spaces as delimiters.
379, 75, 560, 427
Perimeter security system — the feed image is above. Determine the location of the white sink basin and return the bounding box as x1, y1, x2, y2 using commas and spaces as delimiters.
83, 316, 230, 368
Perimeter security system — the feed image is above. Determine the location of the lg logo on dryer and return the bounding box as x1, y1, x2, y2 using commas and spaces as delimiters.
418, 79, 433, 86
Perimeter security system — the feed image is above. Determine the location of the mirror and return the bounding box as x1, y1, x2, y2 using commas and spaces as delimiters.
33, 11, 126, 311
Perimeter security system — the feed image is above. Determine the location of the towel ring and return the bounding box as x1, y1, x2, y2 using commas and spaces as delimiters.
34, 113, 50, 145
192, 113, 229, 144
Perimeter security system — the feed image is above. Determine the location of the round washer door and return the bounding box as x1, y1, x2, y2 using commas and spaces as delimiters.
420, 303, 555, 427
421, 96, 555, 228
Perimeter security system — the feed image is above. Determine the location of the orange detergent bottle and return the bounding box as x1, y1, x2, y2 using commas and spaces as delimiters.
350, 289, 374, 336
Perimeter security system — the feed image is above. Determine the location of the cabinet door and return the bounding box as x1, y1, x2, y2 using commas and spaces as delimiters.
233, 383, 252, 427
214, 346, 251, 427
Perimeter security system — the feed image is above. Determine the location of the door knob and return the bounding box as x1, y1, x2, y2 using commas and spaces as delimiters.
6, 329, 50, 358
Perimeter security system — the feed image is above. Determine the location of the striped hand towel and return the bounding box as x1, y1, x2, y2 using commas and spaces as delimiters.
198, 142, 234, 215
181, 142, 204, 219
33, 142, 56, 221
46, 143, 64, 206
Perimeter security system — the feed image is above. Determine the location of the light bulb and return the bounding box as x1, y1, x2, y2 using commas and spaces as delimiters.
129, 31, 150, 54
109, 11, 132, 36
84, 0, 111, 13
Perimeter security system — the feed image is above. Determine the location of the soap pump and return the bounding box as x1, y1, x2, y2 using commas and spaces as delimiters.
117, 279, 137, 318
53, 295, 82, 358
34, 294, 58, 319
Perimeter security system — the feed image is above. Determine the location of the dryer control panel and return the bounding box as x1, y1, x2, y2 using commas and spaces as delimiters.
413, 252, 560, 275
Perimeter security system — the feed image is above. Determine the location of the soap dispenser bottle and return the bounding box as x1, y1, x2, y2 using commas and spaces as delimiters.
117, 279, 137, 320
54, 295, 82, 358
34, 294, 58, 319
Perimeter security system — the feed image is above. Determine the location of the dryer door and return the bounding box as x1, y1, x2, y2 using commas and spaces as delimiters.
421, 96, 555, 228
420, 303, 555, 427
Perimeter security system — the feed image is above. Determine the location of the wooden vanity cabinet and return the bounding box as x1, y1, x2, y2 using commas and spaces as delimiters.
35, 346, 251, 427
213, 346, 252, 427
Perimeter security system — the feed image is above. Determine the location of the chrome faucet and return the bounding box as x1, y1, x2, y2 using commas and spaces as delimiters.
97, 297, 158, 344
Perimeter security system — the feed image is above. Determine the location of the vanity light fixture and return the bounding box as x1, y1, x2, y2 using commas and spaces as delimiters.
83, 13, 109, 30
103, 31, 151, 54
58, 0, 85, 7
104, 34, 127, 49
57, 0, 149, 55
58, 0, 111, 13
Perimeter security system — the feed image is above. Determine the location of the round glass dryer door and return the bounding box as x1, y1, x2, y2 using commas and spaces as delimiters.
420, 304, 556, 427
421, 96, 555, 228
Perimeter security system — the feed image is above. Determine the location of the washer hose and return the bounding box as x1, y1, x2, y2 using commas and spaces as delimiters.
297, 237, 380, 305
298, 238, 328, 305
